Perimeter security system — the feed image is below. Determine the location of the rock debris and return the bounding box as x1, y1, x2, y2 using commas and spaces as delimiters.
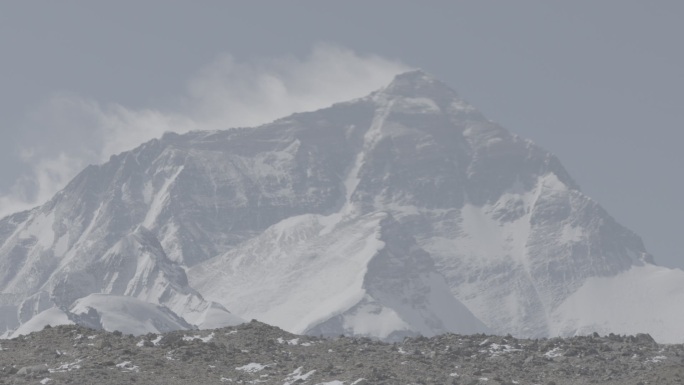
1, 321, 683, 385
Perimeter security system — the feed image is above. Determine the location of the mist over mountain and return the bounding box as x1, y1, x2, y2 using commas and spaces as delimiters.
1, 70, 682, 343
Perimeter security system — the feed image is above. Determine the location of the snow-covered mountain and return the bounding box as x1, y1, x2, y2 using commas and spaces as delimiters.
1, 70, 681, 342
9, 294, 195, 338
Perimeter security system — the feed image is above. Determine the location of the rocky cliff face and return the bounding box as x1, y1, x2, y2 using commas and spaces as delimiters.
1, 70, 674, 341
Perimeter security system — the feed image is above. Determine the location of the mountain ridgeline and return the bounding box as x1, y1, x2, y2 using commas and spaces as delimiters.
1, 70, 682, 342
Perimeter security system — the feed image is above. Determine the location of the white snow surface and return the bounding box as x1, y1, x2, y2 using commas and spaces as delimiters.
189, 212, 387, 334
339, 302, 409, 338
143, 166, 185, 228
69, 294, 193, 336
9, 307, 73, 338
284, 367, 316, 385
183, 332, 214, 342
189, 210, 487, 339
235, 363, 266, 373
551, 264, 684, 343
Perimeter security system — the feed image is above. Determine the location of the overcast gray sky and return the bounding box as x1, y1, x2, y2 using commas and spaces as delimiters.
0, 1, 682, 269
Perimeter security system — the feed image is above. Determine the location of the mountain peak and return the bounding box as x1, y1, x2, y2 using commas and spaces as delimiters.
380, 69, 460, 101
392, 69, 435, 83
368, 69, 482, 119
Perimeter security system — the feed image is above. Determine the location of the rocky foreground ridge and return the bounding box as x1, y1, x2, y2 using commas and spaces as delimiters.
1, 321, 683, 385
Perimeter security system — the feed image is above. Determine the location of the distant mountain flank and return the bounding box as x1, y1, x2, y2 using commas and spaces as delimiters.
2, 70, 682, 343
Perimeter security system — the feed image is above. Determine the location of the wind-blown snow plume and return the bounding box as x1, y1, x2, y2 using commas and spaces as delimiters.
0, 44, 409, 218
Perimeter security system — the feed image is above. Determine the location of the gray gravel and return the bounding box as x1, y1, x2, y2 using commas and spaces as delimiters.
1, 321, 683, 384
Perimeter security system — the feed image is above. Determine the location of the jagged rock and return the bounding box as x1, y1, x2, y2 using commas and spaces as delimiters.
16, 364, 48, 377
633, 333, 657, 346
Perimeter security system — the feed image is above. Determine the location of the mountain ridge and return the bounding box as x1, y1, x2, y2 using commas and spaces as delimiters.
1, 70, 679, 342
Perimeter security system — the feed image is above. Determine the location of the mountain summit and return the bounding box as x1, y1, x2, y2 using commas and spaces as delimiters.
2, 71, 683, 342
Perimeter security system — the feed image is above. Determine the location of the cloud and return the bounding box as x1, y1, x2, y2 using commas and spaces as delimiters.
0, 44, 409, 218
186, 45, 410, 129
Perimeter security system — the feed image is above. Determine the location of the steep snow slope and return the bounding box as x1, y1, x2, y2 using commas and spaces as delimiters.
418, 172, 650, 337
7, 294, 199, 338
551, 265, 684, 343
68, 294, 195, 336
4, 307, 74, 338
190, 212, 388, 335
337, 71, 652, 338
188, 212, 488, 339
0, 213, 240, 335
0, 69, 673, 341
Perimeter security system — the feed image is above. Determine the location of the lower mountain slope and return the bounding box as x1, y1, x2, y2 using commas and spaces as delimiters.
8, 294, 195, 338
188, 211, 488, 340
551, 264, 684, 343
0, 222, 241, 337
